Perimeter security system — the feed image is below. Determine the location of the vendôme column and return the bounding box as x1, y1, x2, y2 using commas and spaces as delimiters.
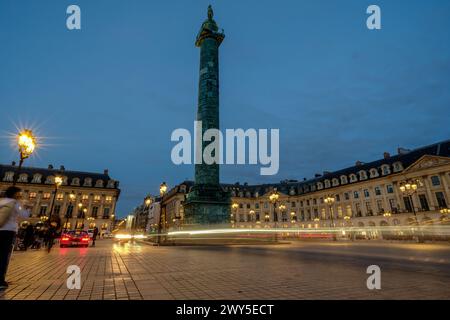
183, 6, 231, 227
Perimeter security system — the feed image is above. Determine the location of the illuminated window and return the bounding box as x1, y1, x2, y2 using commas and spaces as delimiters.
43, 193, 51, 200
29, 192, 37, 200
106, 196, 113, 202
56, 193, 64, 201
94, 195, 101, 202
82, 194, 89, 201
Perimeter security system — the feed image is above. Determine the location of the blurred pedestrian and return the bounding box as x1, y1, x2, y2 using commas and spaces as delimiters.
92, 226, 99, 247
0, 187, 30, 290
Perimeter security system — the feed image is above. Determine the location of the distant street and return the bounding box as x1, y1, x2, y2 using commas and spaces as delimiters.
2, 239, 450, 300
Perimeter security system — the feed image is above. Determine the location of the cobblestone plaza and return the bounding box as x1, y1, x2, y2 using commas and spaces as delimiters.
2, 239, 450, 300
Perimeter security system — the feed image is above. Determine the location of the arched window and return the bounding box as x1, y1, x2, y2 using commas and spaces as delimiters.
83, 177, 92, 187
18, 173, 28, 183
392, 161, 403, 173
340, 175, 348, 184
349, 174, 357, 183
317, 182, 323, 190
332, 178, 339, 187
369, 168, 379, 178
324, 180, 331, 188
95, 179, 104, 188
358, 170, 368, 180
71, 177, 80, 186
381, 164, 391, 176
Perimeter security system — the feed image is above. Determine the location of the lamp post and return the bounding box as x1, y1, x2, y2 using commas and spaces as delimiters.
157, 182, 168, 244
231, 203, 238, 226
48, 175, 63, 219
399, 179, 424, 243
324, 195, 336, 241
269, 190, 279, 241
13, 129, 36, 186
144, 196, 152, 233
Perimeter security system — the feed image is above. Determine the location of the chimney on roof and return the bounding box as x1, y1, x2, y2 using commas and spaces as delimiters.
60, 165, 65, 171
314, 173, 322, 178
48, 164, 53, 170
104, 169, 109, 175
11, 161, 16, 166
355, 161, 363, 166
383, 152, 390, 159
397, 147, 411, 155
303, 178, 307, 181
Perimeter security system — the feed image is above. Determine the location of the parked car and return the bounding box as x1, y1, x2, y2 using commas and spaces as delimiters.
60, 231, 90, 248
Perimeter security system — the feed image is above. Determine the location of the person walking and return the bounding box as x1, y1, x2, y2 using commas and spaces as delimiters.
0, 186, 30, 290
92, 226, 99, 247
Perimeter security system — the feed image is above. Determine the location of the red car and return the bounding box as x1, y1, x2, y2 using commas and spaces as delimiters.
60, 231, 90, 248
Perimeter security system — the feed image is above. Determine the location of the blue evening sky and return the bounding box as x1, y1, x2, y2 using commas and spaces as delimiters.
1, 0, 449, 216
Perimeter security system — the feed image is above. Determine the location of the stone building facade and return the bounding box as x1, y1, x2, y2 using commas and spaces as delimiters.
158, 140, 450, 238
0, 163, 120, 232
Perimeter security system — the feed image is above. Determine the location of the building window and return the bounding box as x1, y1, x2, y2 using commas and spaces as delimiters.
364, 189, 370, 198
431, 176, 441, 186
393, 162, 403, 172
56, 193, 64, 201
365, 202, 372, 216
239, 214, 244, 222
359, 171, 368, 180
354, 191, 359, 199
66, 205, 74, 218
306, 200, 310, 206
39, 205, 47, 216
255, 213, 260, 221
94, 195, 101, 202
337, 206, 343, 218
264, 202, 268, 209
376, 200, 383, 213
389, 199, 397, 212
313, 199, 317, 205
255, 203, 260, 209
291, 202, 296, 207
43, 193, 51, 200
239, 203, 243, 209
54, 205, 61, 215
246, 203, 251, 209
403, 197, 413, 212
106, 196, 113, 202
349, 174, 357, 183
340, 176, 348, 184
436, 192, 447, 208
92, 206, 99, 218
386, 185, 394, 194
355, 203, 362, 217
82, 194, 89, 201
29, 192, 37, 200
344, 193, 350, 201
381, 165, 391, 176
103, 207, 110, 219
335, 194, 340, 202
419, 195, 429, 211
375, 187, 381, 196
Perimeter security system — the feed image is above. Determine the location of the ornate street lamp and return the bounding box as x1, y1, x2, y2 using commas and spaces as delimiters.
231, 203, 238, 224
399, 179, 424, 242
160, 182, 168, 196
48, 175, 63, 219
13, 129, 36, 185
324, 195, 336, 241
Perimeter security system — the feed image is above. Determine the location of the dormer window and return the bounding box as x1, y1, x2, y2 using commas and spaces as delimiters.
31, 174, 42, 183
340, 175, 348, 184
392, 162, 403, 173
369, 168, 379, 178
332, 178, 339, 187
324, 180, 331, 188
381, 164, 391, 176
317, 182, 323, 190
107, 180, 115, 188
45, 176, 54, 184
3, 171, 14, 182
358, 170, 368, 180
289, 188, 296, 196
245, 191, 251, 198
83, 178, 92, 187
95, 179, 104, 188
62, 176, 69, 185
18, 173, 28, 183
349, 174, 358, 183
71, 178, 80, 186
255, 191, 259, 198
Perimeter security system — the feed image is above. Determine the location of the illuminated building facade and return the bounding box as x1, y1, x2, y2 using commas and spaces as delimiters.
0, 163, 120, 232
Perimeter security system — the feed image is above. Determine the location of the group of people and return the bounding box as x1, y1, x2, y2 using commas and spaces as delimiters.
0, 186, 100, 291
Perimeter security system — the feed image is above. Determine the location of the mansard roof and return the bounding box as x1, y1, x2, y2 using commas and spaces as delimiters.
0, 164, 120, 189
